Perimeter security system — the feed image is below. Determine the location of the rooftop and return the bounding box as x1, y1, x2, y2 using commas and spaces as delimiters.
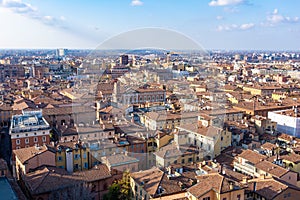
10, 110, 50, 133
13, 145, 55, 164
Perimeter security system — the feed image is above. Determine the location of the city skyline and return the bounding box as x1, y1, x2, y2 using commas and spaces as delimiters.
1, 0, 300, 50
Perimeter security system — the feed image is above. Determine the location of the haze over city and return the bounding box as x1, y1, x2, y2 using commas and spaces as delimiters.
2, 1, 300, 200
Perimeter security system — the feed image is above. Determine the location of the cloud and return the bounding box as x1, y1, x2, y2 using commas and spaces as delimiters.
240, 23, 254, 30
131, 0, 143, 6
217, 23, 254, 31
216, 15, 224, 20
209, 0, 245, 7
265, 9, 299, 26
1, 0, 36, 14
0, 0, 67, 28
223, 6, 239, 13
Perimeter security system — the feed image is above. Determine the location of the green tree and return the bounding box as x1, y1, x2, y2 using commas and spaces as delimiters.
104, 170, 131, 200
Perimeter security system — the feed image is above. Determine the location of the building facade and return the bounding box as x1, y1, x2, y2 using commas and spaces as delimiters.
10, 110, 51, 150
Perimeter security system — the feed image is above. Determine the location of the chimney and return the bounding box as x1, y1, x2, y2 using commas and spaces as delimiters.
259, 174, 265, 180
242, 176, 248, 184
229, 182, 234, 190
168, 166, 172, 175
253, 182, 257, 192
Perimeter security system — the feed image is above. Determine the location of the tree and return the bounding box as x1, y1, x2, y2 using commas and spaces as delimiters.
103, 170, 131, 200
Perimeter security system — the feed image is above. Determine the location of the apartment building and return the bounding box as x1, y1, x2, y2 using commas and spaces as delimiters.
10, 110, 51, 150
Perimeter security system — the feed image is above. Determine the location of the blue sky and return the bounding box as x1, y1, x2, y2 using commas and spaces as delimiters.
0, 0, 300, 50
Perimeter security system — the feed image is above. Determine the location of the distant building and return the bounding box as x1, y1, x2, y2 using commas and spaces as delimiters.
56, 48, 67, 58
268, 108, 300, 138
0, 65, 25, 82
0, 102, 12, 127
120, 54, 129, 65
9, 110, 51, 150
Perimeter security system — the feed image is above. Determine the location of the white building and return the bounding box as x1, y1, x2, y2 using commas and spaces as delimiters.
268, 108, 300, 138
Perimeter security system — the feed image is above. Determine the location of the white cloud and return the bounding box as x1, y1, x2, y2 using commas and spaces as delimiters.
265, 9, 299, 26
60, 16, 66, 21
216, 15, 224, 20
209, 0, 244, 7
240, 23, 254, 30
223, 6, 239, 13
1, 0, 36, 14
217, 23, 254, 31
131, 0, 143, 6
0, 0, 68, 28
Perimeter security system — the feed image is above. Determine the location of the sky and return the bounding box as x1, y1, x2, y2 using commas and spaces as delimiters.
0, 0, 300, 50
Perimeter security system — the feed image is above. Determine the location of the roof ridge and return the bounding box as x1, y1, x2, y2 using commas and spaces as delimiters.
155, 169, 165, 196
32, 167, 51, 191
219, 174, 225, 193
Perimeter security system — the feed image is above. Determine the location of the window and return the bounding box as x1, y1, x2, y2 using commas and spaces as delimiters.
34, 132, 37, 135
16, 135, 19, 137
25, 134, 28, 136
74, 164, 79, 169
237, 194, 241, 200
16, 139, 20, 145
42, 136, 46, 142
43, 132, 45, 134
181, 159, 185, 164
34, 137, 38, 143
57, 156, 62, 161
203, 197, 210, 200
84, 162, 88, 168
188, 158, 193, 162
74, 154, 80, 160
83, 153, 87, 159
223, 198, 227, 200
25, 138, 29, 144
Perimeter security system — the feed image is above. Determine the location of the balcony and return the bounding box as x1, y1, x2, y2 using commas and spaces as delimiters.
234, 161, 256, 176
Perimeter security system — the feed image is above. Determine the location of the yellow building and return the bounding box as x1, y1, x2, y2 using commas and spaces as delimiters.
281, 154, 300, 174
243, 85, 284, 96
55, 142, 90, 172
272, 92, 287, 101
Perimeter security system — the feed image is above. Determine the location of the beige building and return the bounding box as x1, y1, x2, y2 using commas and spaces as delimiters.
142, 111, 198, 130
13, 145, 56, 180
154, 143, 202, 167
101, 154, 139, 172
186, 173, 245, 200
176, 122, 232, 159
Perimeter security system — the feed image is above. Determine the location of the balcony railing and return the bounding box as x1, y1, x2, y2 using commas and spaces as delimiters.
234, 161, 256, 176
